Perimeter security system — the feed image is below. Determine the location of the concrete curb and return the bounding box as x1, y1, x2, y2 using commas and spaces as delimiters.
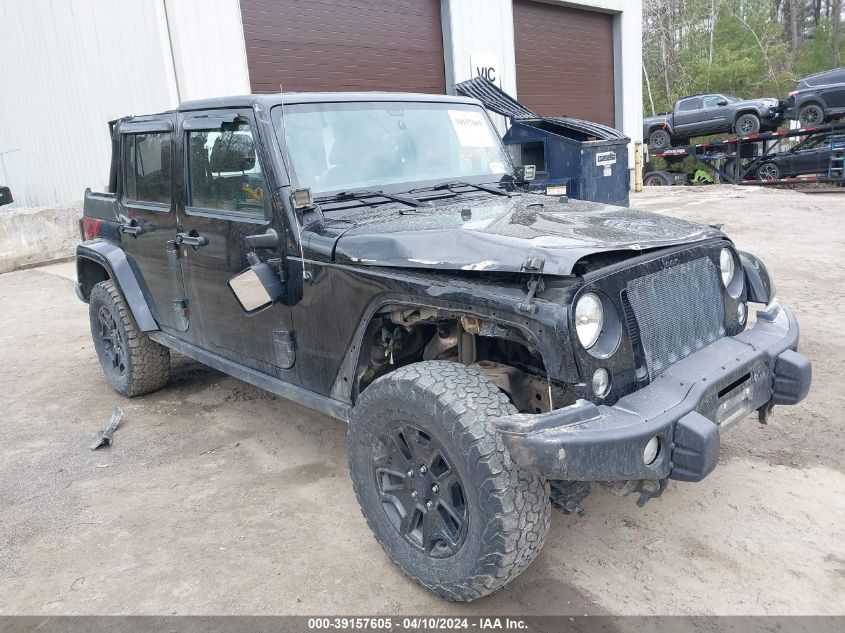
0, 204, 82, 273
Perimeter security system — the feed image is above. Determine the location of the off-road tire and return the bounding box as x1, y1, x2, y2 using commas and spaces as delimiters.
348, 361, 551, 601
735, 113, 761, 136
648, 128, 671, 150
89, 280, 170, 397
798, 103, 825, 128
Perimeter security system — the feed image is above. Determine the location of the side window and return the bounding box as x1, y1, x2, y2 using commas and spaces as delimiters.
702, 95, 722, 108
187, 123, 267, 216
678, 98, 700, 112
123, 133, 172, 204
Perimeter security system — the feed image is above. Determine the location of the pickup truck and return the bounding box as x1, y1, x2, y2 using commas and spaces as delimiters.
75, 92, 811, 601
644, 93, 784, 150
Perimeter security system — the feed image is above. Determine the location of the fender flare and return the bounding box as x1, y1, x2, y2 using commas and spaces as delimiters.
76, 239, 159, 332
646, 123, 673, 138
733, 108, 763, 123
738, 251, 776, 304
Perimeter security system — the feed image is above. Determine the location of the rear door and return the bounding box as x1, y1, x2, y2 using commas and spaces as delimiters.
797, 136, 831, 174
821, 70, 845, 110
672, 98, 703, 135
118, 117, 184, 331
176, 109, 294, 376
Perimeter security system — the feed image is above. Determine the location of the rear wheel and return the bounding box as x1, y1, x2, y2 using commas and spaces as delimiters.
644, 173, 669, 186
757, 162, 780, 181
648, 129, 671, 150
798, 103, 825, 128
348, 361, 550, 601
643, 174, 669, 187
89, 280, 170, 396
735, 113, 761, 136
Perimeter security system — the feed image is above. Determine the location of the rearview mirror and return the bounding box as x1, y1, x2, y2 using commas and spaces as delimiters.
228, 254, 286, 313
0, 186, 13, 207
717, 99, 728, 107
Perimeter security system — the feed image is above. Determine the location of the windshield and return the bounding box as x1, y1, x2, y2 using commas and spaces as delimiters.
273, 101, 512, 196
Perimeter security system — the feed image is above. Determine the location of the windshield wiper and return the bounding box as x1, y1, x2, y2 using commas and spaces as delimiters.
317, 189, 422, 208
410, 181, 511, 197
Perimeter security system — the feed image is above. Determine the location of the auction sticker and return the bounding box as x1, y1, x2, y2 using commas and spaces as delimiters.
449, 110, 498, 147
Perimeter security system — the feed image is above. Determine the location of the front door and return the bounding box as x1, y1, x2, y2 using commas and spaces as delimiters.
700, 95, 730, 132
118, 117, 184, 332
176, 109, 293, 376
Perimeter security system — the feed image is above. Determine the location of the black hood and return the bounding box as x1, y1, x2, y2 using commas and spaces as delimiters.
305, 194, 723, 276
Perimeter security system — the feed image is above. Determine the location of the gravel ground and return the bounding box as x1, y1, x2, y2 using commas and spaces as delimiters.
0, 185, 843, 615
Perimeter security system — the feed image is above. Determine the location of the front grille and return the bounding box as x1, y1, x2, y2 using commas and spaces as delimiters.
626, 257, 725, 378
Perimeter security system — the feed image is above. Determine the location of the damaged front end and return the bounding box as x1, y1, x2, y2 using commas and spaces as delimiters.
491, 241, 811, 507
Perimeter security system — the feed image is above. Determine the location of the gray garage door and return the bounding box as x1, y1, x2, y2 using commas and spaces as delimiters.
513, 0, 615, 126
240, 0, 446, 94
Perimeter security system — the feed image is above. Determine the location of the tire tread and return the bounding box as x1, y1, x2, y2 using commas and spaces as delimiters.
89, 280, 170, 397
349, 361, 550, 602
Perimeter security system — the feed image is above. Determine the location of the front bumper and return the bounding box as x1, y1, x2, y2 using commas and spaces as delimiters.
495, 303, 811, 483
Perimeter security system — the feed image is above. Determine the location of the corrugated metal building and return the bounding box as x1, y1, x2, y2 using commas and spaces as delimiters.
0, 0, 641, 210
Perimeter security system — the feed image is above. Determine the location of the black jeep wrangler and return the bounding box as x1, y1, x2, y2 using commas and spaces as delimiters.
76, 93, 811, 601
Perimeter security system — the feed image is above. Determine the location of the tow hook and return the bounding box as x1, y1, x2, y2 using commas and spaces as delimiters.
518, 256, 545, 314
602, 478, 668, 507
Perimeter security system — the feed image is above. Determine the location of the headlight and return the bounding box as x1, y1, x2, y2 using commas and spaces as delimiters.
719, 248, 736, 287
575, 293, 603, 349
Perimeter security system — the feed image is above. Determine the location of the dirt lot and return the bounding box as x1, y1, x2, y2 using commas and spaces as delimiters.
1, 185, 843, 616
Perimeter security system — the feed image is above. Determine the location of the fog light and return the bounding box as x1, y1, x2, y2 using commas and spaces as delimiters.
737, 301, 747, 324
592, 368, 610, 398
643, 436, 660, 465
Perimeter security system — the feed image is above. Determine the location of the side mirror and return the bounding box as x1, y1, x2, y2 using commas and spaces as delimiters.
0, 186, 13, 207
717, 99, 728, 107
228, 253, 285, 313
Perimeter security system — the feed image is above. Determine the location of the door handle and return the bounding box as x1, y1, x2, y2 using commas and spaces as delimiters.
118, 214, 144, 236
176, 231, 209, 248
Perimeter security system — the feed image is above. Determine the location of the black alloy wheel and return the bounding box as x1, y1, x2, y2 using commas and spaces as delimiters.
97, 304, 128, 377
649, 129, 671, 150
757, 162, 780, 181
735, 113, 761, 136
798, 104, 824, 128
374, 422, 468, 558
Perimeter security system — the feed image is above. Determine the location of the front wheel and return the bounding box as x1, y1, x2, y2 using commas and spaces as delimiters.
348, 361, 551, 601
735, 113, 761, 136
757, 162, 780, 181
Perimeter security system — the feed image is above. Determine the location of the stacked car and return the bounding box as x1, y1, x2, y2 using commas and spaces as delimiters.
644, 67, 845, 184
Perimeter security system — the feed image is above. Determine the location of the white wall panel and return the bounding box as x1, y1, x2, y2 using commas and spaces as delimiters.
164, 0, 251, 101
0, 0, 250, 209
0, 0, 178, 207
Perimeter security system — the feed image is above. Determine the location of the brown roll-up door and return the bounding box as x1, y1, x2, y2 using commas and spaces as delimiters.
513, 0, 615, 126
240, 0, 446, 94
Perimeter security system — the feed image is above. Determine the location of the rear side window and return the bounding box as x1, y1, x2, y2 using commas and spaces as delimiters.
678, 98, 700, 112
124, 133, 172, 204
187, 123, 267, 216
